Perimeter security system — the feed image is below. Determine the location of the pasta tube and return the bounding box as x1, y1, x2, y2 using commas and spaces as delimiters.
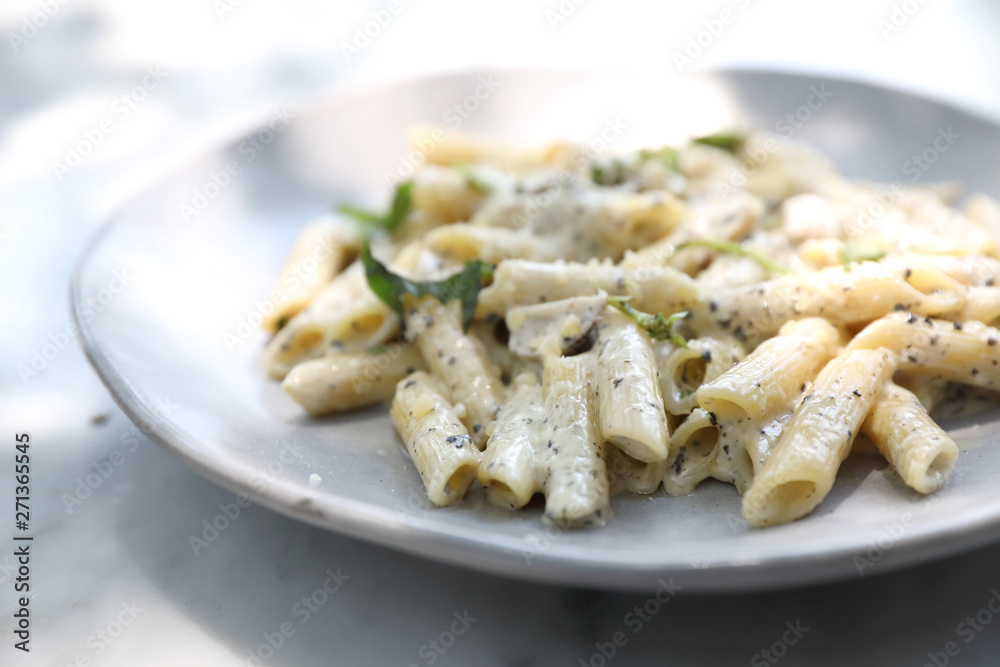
282, 344, 426, 416
409, 298, 505, 448
477, 259, 703, 320
477, 374, 545, 509
657, 337, 745, 416
539, 353, 611, 528
697, 318, 841, 490
848, 313, 1000, 391
606, 445, 667, 495
742, 348, 895, 527
424, 223, 560, 264
261, 219, 359, 334
390, 372, 481, 506
595, 308, 670, 462
692, 261, 967, 344
862, 381, 958, 494
663, 408, 720, 496
697, 318, 840, 424
266, 261, 372, 379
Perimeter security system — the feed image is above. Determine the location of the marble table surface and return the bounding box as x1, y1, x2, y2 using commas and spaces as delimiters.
4, 0, 1000, 664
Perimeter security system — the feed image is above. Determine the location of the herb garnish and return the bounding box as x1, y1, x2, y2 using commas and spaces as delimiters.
608, 296, 688, 347
361, 244, 492, 332
455, 164, 491, 194
840, 242, 886, 266
691, 131, 747, 154
337, 181, 414, 235
640, 146, 681, 172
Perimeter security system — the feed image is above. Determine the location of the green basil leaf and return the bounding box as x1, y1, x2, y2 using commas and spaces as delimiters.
691, 131, 746, 154
337, 181, 414, 235
361, 244, 492, 332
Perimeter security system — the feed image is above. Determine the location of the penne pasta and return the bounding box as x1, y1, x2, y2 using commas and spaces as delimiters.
663, 408, 720, 496
269, 128, 1000, 531
848, 312, 1000, 391
282, 344, 425, 416
408, 298, 505, 449
478, 373, 545, 509
691, 261, 967, 345
697, 318, 841, 423
606, 444, 668, 495
266, 261, 372, 379
539, 352, 611, 528
862, 381, 958, 494
262, 218, 360, 334
657, 336, 745, 416
742, 348, 895, 527
595, 308, 671, 462
390, 372, 481, 506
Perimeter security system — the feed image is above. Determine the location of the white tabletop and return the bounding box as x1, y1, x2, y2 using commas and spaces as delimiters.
4, 1, 1000, 664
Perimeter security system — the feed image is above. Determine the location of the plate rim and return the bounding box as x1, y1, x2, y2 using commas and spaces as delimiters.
71, 66, 1000, 592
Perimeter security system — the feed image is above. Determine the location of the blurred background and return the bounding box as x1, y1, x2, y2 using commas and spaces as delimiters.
3, 0, 1000, 665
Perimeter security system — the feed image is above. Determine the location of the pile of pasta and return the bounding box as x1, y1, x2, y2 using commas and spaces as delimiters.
266, 129, 1000, 528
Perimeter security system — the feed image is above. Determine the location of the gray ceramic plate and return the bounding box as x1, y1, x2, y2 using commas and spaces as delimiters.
73, 69, 1000, 592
